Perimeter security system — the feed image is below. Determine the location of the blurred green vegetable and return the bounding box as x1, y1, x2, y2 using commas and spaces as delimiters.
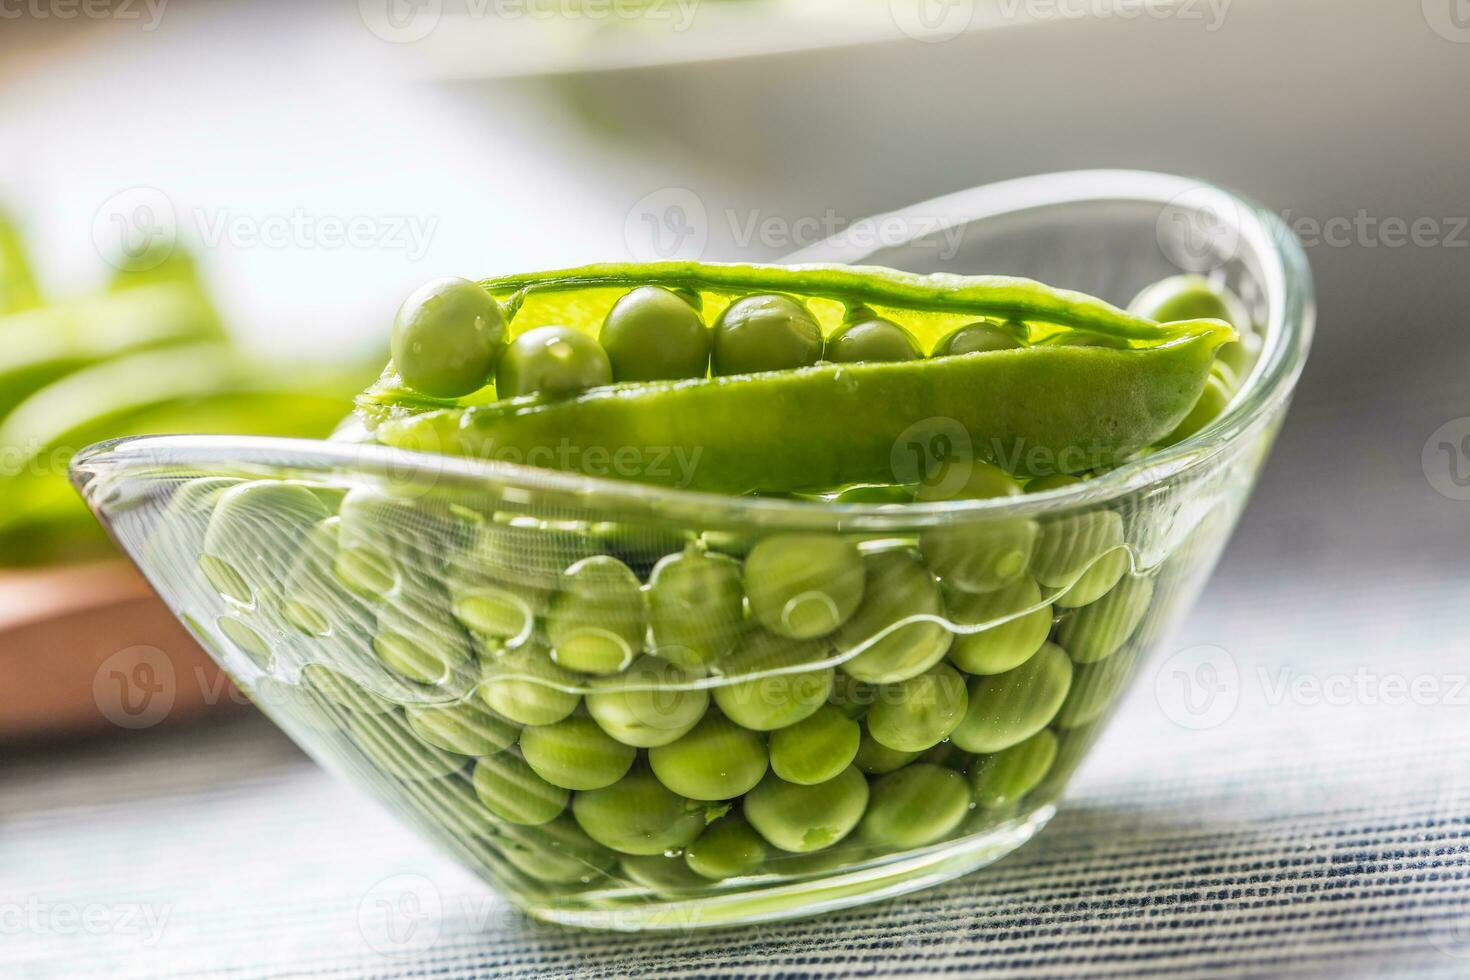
0, 210, 41, 313
0, 219, 373, 566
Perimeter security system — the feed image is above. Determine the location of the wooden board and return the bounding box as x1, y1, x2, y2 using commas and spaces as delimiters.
0, 561, 240, 740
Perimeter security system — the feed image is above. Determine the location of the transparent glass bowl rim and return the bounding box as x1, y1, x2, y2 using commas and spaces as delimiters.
70, 170, 1314, 531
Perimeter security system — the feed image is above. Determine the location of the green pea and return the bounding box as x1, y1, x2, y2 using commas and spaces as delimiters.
518, 713, 637, 791
1029, 506, 1129, 607
712, 630, 834, 732
584, 655, 708, 747
495, 814, 618, 885
217, 616, 272, 669
334, 543, 397, 598
859, 763, 972, 850
1040, 331, 1129, 349
699, 528, 759, 559
547, 555, 646, 675
1055, 648, 1139, 729
827, 672, 879, 719
648, 712, 768, 800
744, 533, 865, 639
446, 518, 570, 644
866, 663, 968, 753
145, 477, 243, 601
835, 549, 952, 684
1160, 372, 1231, 446
769, 705, 860, 785
620, 853, 711, 894
1129, 273, 1253, 376
647, 545, 746, 668
280, 517, 375, 641
304, 664, 393, 716
947, 576, 1053, 675
825, 315, 923, 363
591, 522, 696, 580
710, 294, 823, 376
968, 729, 1057, 808
823, 484, 917, 505
853, 728, 921, 774
391, 277, 507, 398
950, 643, 1072, 753
1058, 552, 1131, 608
571, 768, 705, 855
472, 750, 568, 825
344, 710, 468, 782
373, 604, 474, 686
334, 487, 467, 601
480, 643, 582, 727
1031, 720, 1102, 800
765, 845, 868, 877
1025, 473, 1081, 493
450, 585, 540, 646
917, 462, 1037, 594
406, 698, 519, 756
932, 320, 1025, 355
599, 285, 711, 382
202, 480, 331, 605
743, 766, 869, 853
685, 814, 767, 880
1056, 574, 1154, 664
496, 325, 612, 399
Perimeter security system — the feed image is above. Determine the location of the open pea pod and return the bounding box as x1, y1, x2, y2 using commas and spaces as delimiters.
362, 262, 1234, 493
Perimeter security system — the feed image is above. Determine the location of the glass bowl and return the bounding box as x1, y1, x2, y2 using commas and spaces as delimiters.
70, 171, 1312, 931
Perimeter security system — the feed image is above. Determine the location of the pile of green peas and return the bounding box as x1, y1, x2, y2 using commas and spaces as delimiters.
189, 465, 1169, 896
190, 270, 1252, 898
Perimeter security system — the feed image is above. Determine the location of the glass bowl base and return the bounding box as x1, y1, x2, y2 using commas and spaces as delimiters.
522, 805, 1055, 932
